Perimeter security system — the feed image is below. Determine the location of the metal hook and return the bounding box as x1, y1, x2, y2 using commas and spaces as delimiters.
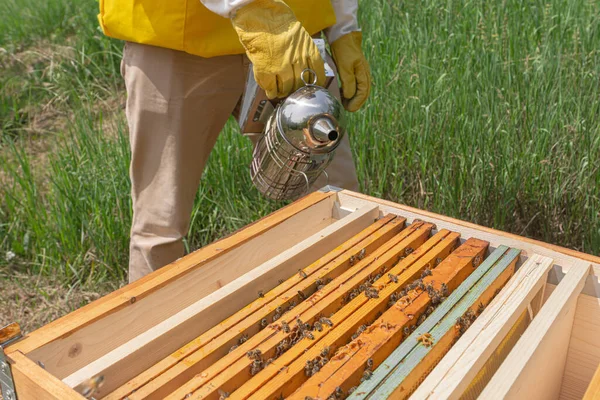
301, 69, 318, 86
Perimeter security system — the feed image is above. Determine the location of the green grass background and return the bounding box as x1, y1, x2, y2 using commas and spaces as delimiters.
1, 0, 599, 285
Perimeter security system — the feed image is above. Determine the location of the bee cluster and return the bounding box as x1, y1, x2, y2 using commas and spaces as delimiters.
247, 349, 264, 376
455, 309, 478, 336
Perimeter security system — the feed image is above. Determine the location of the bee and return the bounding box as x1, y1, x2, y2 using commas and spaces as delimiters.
297, 290, 307, 300
473, 255, 482, 267
405, 247, 414, 256
305, 360, 314, 377
418, 280, 426, 290
320, 357, 329, 366
296, 318, 305, 329
388, 273, 399, 283
358, 248, 366, 260
430, 292, 442, 305
218, 389, 230, 400
246, 349, 262, 360
311, 364, 321, 375
287, 300, 296, 312
299, 269, 308, 279
426, 305, 435, 316
417, 314, 427, 325
250, 359, 263, 375
403, 326, 410, 337
387, 293, 398, 308
361, 369, 373, 382
334, 386, 345, 398
366, 358, 374, 369
278, 279, 285, 285
348, 386, 357, 395
265, 358, 274, 366
304, 330, 315, 340
321, 346, 330, 357
258, 290, 264, 298
349, 255, 356, 266
229, 344, 238, 353
352, 324, 367, 340
440, 283, 448, 297
79, 375, 104, 398
260, 318, 268, 329
272, 312, 281, 322
435, 257, 443, 266
305, 397, 315, 400
281, 321, 290, 333
477, 302, 485, 314
366, 287, 379, 299
421, 268, 432, 278
313, 321, 323, 332
315, 278, 323, 287
320, 317, 334, 327
238, 334, 249, 345
275, 339, 289, 357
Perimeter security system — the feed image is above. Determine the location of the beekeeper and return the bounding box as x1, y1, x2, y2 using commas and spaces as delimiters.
98, 0, 372, 282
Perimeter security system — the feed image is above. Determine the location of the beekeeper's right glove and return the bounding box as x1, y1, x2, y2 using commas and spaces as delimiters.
231, 0, 326, 99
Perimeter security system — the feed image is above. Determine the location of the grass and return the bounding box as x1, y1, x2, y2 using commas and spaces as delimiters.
1, 0, 599, 289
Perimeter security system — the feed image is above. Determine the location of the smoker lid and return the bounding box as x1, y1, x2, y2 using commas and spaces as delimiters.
276, 73, 346, 155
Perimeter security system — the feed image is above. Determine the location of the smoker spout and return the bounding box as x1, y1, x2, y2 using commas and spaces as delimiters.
311, 117, 339, 143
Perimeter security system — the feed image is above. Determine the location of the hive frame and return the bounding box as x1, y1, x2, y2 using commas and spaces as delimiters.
2, 188, 599, 399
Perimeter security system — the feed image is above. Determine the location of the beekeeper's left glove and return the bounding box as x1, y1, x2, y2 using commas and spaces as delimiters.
330, 31, 371, 112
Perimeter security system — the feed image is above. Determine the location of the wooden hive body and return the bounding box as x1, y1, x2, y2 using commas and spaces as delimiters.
1, 188, 599, 400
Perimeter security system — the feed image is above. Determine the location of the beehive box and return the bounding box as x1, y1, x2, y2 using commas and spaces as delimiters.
1, 187, 599, 400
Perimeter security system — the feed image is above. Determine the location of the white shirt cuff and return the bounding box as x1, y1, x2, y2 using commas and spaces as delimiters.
324, 0, 360, 44
199, 0, 255, 18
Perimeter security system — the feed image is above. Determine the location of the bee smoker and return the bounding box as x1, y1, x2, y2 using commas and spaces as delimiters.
249, 70, 345, 200
233, 39, 344, 201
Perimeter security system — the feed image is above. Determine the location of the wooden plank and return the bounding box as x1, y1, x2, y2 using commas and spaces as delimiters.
411, 254, 554, 399
14, 191, 335, 377
349, 245, 516, 399
109, 214, 405, 399
166, 223, 435, 400
480, 261, 590, 399
371, 247, 520, 399
339, 190, 600, 266
584, 361, 600, 400
8, 351, 84, 400
288, 238, 489, 400
237, 231, 460, 400
0, 323, 21, 345
63, 204, 379, 395
561, 292, 600, 400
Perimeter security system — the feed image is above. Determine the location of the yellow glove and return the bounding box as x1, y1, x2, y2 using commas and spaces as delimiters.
231, 0, 326, 99
330, 31, 371, 112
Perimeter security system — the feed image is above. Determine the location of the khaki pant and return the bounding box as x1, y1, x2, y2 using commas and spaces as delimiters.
121, 42, 359, 283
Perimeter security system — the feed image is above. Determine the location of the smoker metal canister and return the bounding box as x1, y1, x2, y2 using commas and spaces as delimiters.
250, 70, 345, 201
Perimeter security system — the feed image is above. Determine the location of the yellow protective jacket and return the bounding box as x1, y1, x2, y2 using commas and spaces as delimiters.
98, 0, 337, 58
